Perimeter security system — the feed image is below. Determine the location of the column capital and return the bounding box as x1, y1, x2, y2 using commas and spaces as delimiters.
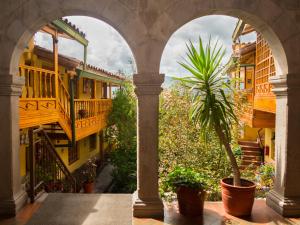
133, 73, 164, 96
0, 75, 24, 96
270, 73, 300, 97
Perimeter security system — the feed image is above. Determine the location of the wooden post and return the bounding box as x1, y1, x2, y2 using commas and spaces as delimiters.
99, 81, 103, 98
28, 128, 35, 203
53, 31, 59, 99
69, 72, 76, 149
109, 83, 112, 99
93, 80, 96, 99
103, 82, 107, 99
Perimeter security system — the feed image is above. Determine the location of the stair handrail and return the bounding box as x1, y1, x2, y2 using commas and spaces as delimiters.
40, 128, 76, 183
257, 128, 265, 162
28, 127, 77, 202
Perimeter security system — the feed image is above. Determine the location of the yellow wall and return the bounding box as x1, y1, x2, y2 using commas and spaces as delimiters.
19, 146, 27, 178
241, 125, 259, 141
264, 128, 275, 163
54, 134, 100, 173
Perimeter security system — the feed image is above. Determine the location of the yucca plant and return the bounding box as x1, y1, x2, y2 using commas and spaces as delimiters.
176, 37, 241, 186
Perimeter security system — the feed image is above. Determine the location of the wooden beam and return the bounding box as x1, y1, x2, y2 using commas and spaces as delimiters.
53, 31, 59, 98
52, 19, 89, 46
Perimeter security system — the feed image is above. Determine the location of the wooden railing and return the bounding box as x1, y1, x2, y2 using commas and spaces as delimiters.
74, 99, 112, 120
28, 127, 77, 203
19, 65, 57, 99
19, 65, 72, 137
19, 65, 112, 140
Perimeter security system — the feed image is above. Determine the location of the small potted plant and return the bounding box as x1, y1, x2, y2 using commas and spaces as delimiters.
82, 159, 97, 193
165, 166, 208, 216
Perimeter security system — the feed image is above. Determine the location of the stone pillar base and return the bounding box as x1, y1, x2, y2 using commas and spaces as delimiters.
132, 191, 164, 218
267, 190, 300, 217
0, 191, 28, 217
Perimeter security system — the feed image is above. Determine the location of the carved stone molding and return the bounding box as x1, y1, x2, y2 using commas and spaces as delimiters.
267, 190, 300, 217
133, 73, 164, 96
270, 73, 300, 97
0, 75, 25, 96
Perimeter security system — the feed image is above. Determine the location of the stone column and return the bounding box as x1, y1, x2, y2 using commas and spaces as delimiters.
0, 74, 27, 217
132, 73, 164, 218
266, 74, 300, 217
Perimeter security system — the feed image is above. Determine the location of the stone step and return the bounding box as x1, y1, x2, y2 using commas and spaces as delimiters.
238, 140, 260, 147
242, 150, 262, 156
242, 155, 262, 161
241, 145, 262, 152
241, 160, 262, 166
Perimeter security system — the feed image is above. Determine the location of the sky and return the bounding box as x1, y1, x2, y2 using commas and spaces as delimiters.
35, 15, 256, 78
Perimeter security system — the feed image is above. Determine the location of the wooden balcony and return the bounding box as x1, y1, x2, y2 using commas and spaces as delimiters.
253, 33, 276, 114
19, 65, 112, 141
238, 90, 275, 128
74, 99, 112, 140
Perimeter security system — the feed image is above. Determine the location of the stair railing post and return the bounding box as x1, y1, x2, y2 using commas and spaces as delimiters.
68, 71, 76, 149
28, 128, 35, 203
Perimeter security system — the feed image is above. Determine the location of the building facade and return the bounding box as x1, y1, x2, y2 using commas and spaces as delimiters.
18, 19, 124, 198
230, 20, 276, 167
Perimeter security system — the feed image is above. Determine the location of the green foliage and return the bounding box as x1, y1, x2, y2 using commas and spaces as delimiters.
257, 163, 275, 188
241, 163, 275, 198
106, 82, 137, 193
165, 166, 208, 191
106, 82, 137, 151
81, 158, 97, 183
110, 147, 137, 193
176, 38, 237, 142
159, 85, 232, 201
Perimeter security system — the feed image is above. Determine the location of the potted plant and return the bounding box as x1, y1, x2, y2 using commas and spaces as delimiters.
177, 37, 256, 216
82, 159, 97, 193
165, 166, 207, 216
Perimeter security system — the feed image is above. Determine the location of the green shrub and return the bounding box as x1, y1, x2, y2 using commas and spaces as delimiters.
165, 166, 208, 191
106, 81, 137, 193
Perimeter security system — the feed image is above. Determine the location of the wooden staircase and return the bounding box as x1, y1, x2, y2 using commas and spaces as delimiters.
28, 127, 77, 203
238, 140, 263, 169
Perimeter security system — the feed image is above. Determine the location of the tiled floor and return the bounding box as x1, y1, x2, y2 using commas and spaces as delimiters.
0, 195, 299, 225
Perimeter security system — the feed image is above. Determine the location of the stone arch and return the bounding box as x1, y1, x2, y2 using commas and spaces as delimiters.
2, 0, 143, 77
151, 0, 300, 77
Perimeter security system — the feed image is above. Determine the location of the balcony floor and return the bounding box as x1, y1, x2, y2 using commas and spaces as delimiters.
0, 194, 298, 225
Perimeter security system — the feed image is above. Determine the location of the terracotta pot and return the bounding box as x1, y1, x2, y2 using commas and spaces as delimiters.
221, 178, 256, 217
83, 182, 94, 193
176, 186, 206, 216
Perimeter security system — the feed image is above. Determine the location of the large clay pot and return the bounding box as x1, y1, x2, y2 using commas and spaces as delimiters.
83, 182, 94, 193
176, 186, 206, 216
221, 178, 256, 217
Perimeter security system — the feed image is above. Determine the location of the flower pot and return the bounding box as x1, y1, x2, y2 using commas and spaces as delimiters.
83, 182, 94, 193
221, 178, 256, 217
176, 186, 206, 216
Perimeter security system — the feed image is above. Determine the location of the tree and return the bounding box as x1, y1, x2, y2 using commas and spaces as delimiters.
177, 37, 241, 186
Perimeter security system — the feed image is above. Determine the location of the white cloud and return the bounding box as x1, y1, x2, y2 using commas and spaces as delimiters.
35, 16, 135, 75
34, 15, 256, 78
160, 15, 241, 78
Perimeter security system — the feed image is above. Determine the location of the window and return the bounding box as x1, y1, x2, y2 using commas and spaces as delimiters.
90, 134, 97, 151
69, 142, 79, 165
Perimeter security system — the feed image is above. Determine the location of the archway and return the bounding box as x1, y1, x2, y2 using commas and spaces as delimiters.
1, 0, 300, 219
153, 4, 299, 218
2, 9, 138, 217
